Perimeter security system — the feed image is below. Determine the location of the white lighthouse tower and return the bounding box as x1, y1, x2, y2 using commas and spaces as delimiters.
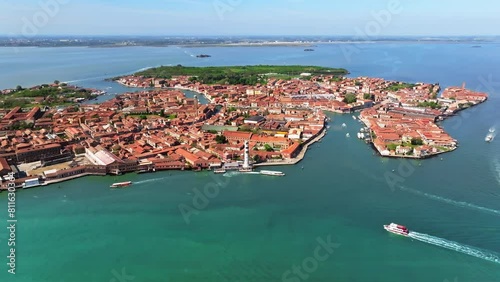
240, 140, 253, 172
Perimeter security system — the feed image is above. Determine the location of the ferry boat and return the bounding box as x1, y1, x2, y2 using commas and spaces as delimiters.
260, 170, 285, 176
352, 116, 357, 120
110, 181, 132, 188
383, 223, 409, 236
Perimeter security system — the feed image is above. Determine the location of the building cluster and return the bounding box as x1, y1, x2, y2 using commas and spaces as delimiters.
359, 83, 487, 158
118, 76, 486, 159
0, 86, 325, 187
0, 74, 488, 187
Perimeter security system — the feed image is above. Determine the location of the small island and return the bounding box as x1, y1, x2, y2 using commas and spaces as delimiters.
0, 65, 488, 190
196, 54, 211, 58
0, 81, 104, 109
304, 49, 315, 52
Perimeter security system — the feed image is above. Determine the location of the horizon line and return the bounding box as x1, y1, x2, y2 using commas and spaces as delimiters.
1, 34, 500, 38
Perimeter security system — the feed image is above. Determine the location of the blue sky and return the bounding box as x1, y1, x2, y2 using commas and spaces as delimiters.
1, 0, 499, 36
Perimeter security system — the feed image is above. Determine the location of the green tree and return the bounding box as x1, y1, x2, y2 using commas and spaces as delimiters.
16, 85, 23, 91
417, 101, 441, 109
411, 138, 424, 146
54, 80, 60, 85
363, 93, 372, 100
215, 135, 228, 144
264, 144, 274, 152
387, 144, 398, 151
343, 93, 357, 104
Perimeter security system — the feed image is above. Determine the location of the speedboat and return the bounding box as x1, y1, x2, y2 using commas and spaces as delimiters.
110, 181, 132, 188
346, 133, 350, 138
485, 134, 494, 143
383, 223, 409, 237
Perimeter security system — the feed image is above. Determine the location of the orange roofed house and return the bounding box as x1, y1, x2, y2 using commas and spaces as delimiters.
223, 131, 253, 143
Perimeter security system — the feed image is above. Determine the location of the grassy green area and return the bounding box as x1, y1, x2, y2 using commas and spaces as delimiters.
385, 82, 417, 92
135, 65, 348, 77
130, 65, 348, 86
417, 101, 441, 109
1, 84, 97, 109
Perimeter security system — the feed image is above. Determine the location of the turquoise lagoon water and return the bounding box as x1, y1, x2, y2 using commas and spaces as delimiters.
0, 42, 499, 281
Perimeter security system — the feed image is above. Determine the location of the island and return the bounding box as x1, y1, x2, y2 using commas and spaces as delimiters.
196, 54, 211, 58
0, 81, 105, 109
304, 49, 315, 52
0, 65, 487, 189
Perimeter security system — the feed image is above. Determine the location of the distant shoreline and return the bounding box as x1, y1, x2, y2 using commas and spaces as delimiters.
0, 38, 495, 49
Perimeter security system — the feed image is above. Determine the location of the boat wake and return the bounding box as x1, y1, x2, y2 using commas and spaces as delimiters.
223, 171, 260, 177
223, 171, 240, 177
133, 177, 171, 185
399, 186, 500, 216
409, 231, 500, 264
492, 158, 500, 186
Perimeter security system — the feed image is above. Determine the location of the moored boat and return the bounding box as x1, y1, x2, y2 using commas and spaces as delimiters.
214, 168, 226, 174
383, 223, 409, 236
110, 181, 132, 188
239, 168, 254, 173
